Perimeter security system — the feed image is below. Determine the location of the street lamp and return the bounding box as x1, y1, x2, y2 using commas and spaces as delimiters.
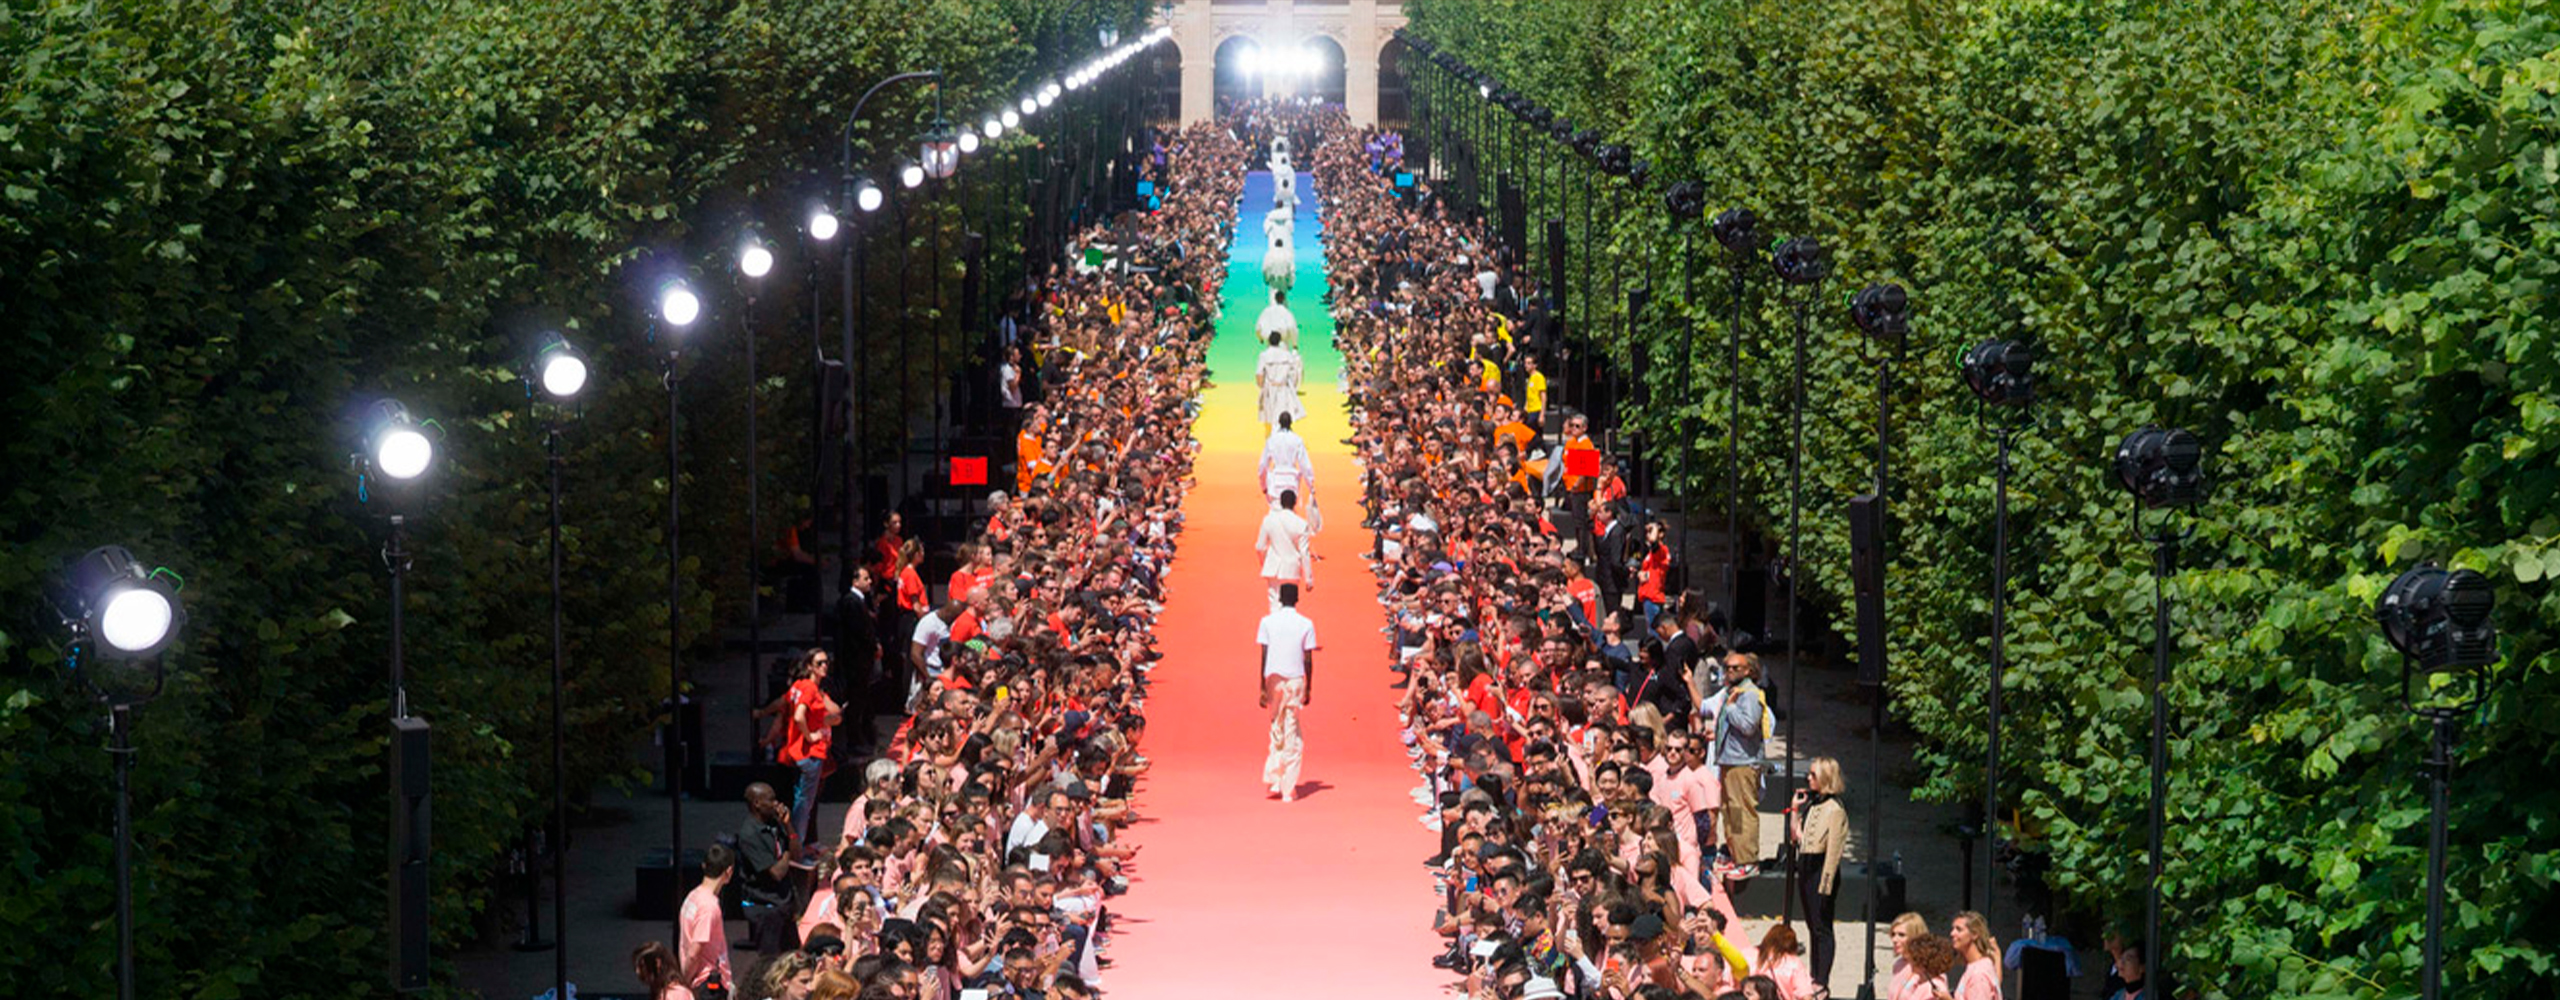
54, 544, 184, 1000
652, 278, 700, 947
526, 332, 584, 991
2377, 563, 2497, 1000
1959, 335, 2032, 929
1769, 234, 1827, 923
360, 395, 435, 995
2112, 423, 2204, 984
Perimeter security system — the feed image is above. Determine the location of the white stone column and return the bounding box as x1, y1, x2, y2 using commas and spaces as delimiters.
1346, 0, 1381, 126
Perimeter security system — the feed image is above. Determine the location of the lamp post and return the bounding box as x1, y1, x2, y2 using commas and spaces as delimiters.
654, 278, 702, 946
1850, 283, 1912, 1000
55, 544, 183, 1000
737, 237, 773, 758
839, 69, 942, 647
530, 334, 586, 999
1960, 336, 2033, 936
1711, 208, 1761, 614
2111, 424, 2205, 982
1769, 235, 1828, 922
2375, 563, 2497, 1000
362, 396, 435, 995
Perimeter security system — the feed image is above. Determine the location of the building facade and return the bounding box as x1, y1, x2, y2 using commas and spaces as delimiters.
1155, 0, 1409, 126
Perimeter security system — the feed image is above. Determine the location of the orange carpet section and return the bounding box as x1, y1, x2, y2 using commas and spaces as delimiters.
1102, 178, 1447, 998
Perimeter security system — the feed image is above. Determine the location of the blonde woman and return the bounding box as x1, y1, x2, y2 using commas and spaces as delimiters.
1888, 913, 1932, 1000
1938, 910, 2003, 1000
1789, 756, 1850, 986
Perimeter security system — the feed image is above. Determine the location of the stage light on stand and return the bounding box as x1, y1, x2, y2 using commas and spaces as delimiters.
807, 205, 840, 242
56, 543, 186, 1000
1961, 339, 2032, 406
369, 399, 435, 482
1772, 236, 1830, 285
738, 240, 775, 280
2375, 560, 2496, 1000
2113, 426, 2205, 509
856, 181, 884, 213
957, 129, 981, 155
1001, 108, 1021, 130
2112, 421, 2206, 992
900, 160, 926, 189
1019, 95, 1038, 116
535, 335, 588, 400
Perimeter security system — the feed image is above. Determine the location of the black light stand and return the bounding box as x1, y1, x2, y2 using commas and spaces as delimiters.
2111, 425, 2205, 985
1712, 209, 1762, 615
2376, 562, 2499, 1000
662, 341, 687, 948
543, 418, 568, 988
1961, 338, 2034, 936
1850, 283, 1912, 1000
54, 546, 182, 1000
1770, 235, 1828, 923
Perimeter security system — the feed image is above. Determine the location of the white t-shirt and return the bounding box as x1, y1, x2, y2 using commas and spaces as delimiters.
911, 612, 952, 674
1260, 429, 1313, 498
1256, 607, 1318, 679
999, 362, 1023, 408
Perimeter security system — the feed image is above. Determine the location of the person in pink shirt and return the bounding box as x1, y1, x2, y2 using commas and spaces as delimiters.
1897, 929, 1957, 1000
1756, 923, 1821, 1000
1944, 910, 2005, 1000
1654, 730, 1720, 874
679, 843, 735, 995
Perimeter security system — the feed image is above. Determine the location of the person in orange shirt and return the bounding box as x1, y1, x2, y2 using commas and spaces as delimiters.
1492, 403, 1537, 456
1558, 413, 1599, 496
945, 542, 994, 602
892, 539, 927, 616
1016, 412, 1054, 493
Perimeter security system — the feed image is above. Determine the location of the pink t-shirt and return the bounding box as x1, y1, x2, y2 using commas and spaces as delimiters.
1891, 964, 1947, 1000
798, 886, 839, 944
1764, 952, 1819, 1000
1955, 956, 2003, 1000
679, 882, 730, 989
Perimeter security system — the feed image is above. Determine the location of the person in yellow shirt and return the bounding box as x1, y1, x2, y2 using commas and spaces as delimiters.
1523, 354, 1549, 428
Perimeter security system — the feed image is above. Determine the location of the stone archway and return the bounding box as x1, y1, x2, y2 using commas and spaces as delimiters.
1163, 0, 1409, 126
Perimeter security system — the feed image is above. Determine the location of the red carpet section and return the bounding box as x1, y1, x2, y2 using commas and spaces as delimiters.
1103, 166, 1446, 996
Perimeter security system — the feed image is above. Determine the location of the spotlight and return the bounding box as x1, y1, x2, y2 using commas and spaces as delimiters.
984, 116, 1005, 139
1771, 236, 1830, 285
1043, 82, 1061, 101
1036, 90, 1055, 110
1960, 339, 2032, 405
535, 334, 588, 400
900, 160, 926, 189
657, 280, 702, 327
61, 545, 183, 659
2111, 426, 2206, 509
368, 398, 435, 482
2379, 564, 2500, 671
856, 181, 884, 213
1098, 23, 1119, 48
1663, 182, 1708, 220
1712, 207, 1762, 251
1065, 73, 1082, 91
807, 205, 840, 242
1572, 129, 1602, 156
1549, 118, 1574, 143
1852, 283, 1911, 347
1596, 144, 1633, 176
1001, 108, 1020, 129
1020, 96, 1038, 115
1238, 45, 1261, 77
957, 129, 981, 154
1628, 158, 1652, 186
739, 239, 775, 279
1480, 83, 1492, 99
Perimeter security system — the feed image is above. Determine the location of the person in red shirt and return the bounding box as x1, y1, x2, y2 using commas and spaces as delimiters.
871, 511, 905, 580
892, 539, 927, 616
778, 649, 842, 842
1637, 519, 1673, 624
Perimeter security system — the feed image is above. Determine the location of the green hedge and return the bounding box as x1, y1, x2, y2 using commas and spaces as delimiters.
0, 0, 1142, 995
1406, 0, 2556, 996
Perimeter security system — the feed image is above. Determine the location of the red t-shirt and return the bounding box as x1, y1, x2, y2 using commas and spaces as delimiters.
896, 565, 927, 614
1567, 577, 1599, 628
779, 677, 834, 764
1639, 543, 1671, 604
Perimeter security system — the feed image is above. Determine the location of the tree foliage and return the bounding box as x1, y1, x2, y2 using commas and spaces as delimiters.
0, 0, 1146, 995
1405, 1, 2557, 996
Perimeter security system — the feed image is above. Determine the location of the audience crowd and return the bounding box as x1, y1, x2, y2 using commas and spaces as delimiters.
1307, 110, 1995, 1000
630, 117, 1248, 1000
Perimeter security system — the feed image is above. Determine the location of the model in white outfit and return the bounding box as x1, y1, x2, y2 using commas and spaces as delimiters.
1256, 488, 1313, 608
1257, 289, 1300, 352
1263, 231, 1295, 295
1259, 414, 1315, 508
1256, 332, 1306, 431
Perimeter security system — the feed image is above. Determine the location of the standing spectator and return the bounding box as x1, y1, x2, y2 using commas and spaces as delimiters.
1790, 756, 1850, 988
778, 649, 843, 843
682, 844, 737, 994
636, 939, 698, 1000
1714, 652, 1770, 882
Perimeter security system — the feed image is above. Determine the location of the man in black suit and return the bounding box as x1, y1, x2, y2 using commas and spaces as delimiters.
1593, 501, 1634, 618
831, 565, 879, 759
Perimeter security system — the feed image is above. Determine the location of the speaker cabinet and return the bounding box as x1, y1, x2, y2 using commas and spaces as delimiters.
1848, 494, 1888, 686
390, 716, 431, 993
